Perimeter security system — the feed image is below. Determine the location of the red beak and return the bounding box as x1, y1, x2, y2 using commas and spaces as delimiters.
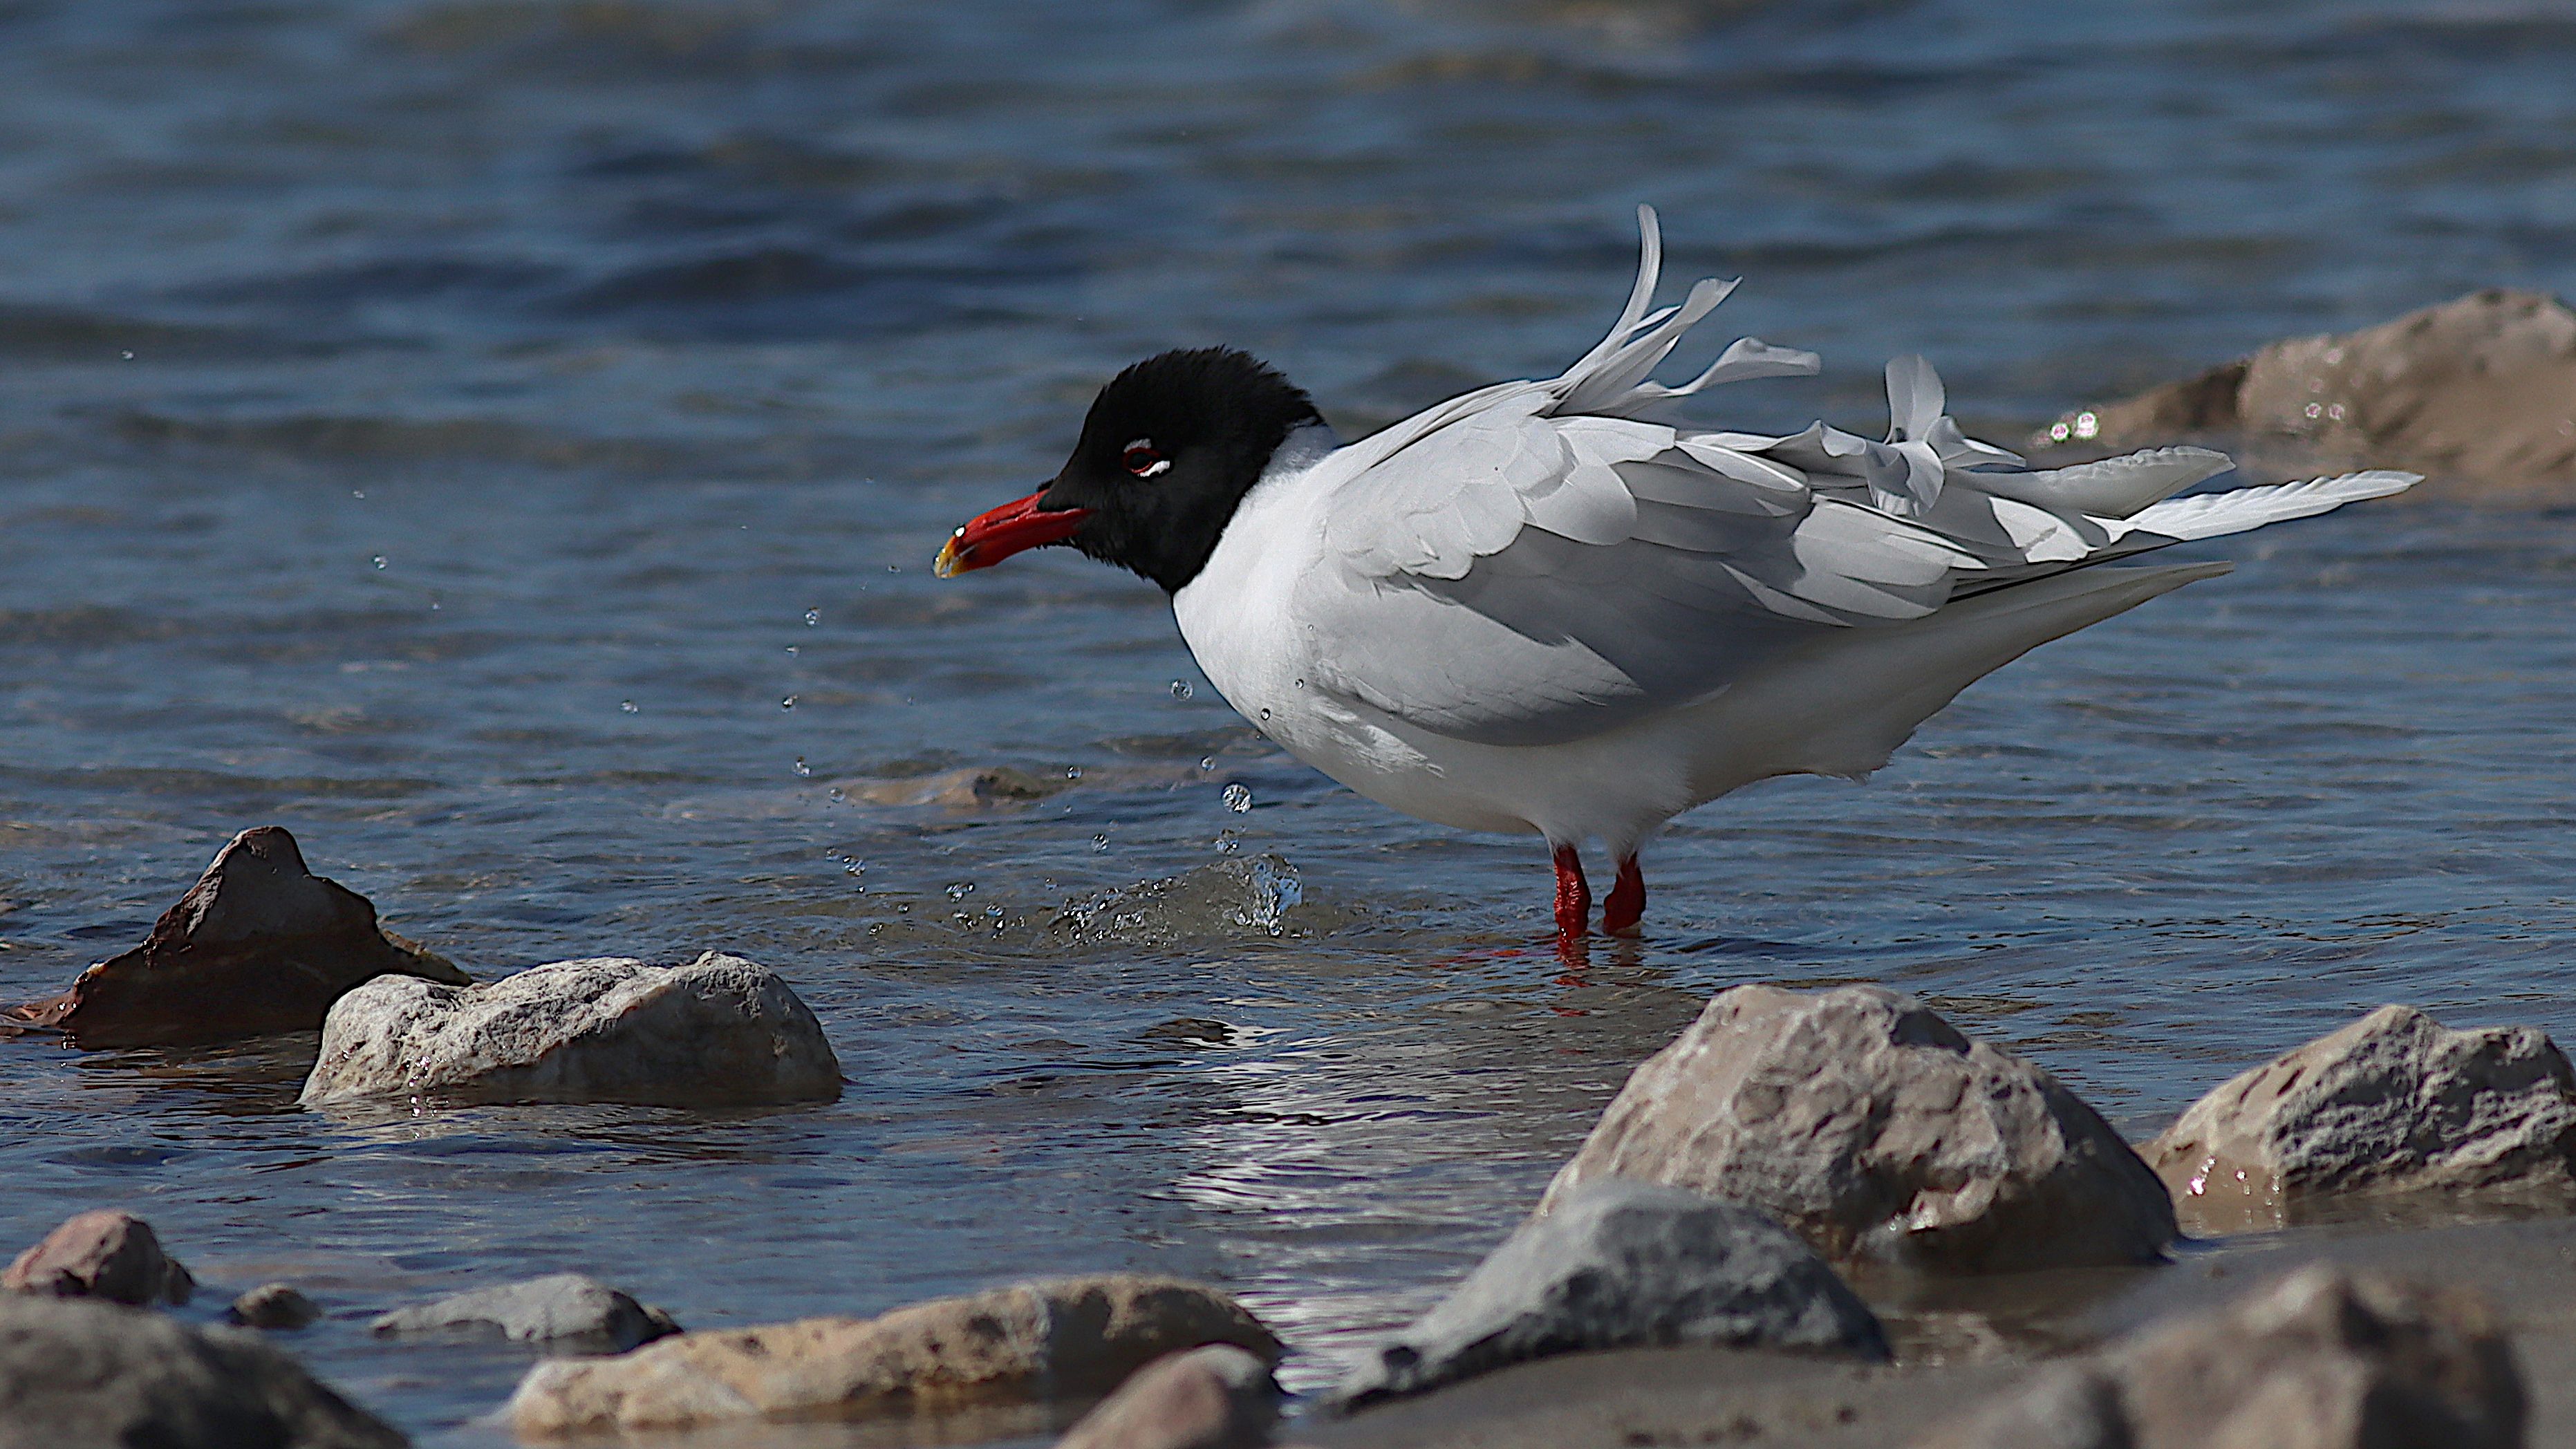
932, 490, 1094, 577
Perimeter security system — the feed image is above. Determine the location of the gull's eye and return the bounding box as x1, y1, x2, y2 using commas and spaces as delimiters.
1122, 438, 1172, 478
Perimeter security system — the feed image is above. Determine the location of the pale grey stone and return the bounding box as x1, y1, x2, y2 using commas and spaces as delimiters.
1540, 984, 2174, 1272
300, 951, 840, 1107
1337, 1179, 1885, 1409
369, 1273, 678, 1352
2148, 1004, 2576, 1232
0, 1293, 405, 1448
1057, 1344, 1279, 1449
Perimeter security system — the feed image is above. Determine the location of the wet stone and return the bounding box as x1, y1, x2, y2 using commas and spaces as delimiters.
1910, 1264, 2525, 1449
300, 951, 841, 1108
0, 1293, 407, 1448
230, 1282, 323, 1331
1, 825, 466, 1047
1056, 1344, 1280, 1449
1539, 984, 2176, 1273
369, 1273, 678, 1352
1336, 1179, 1886, 1411
2147, 1004, 2576, 1233
503, 1273, 1280, 1438
4, 1210, 194, 1307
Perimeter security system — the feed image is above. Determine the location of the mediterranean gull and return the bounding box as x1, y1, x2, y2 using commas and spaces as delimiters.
935, 207, 2414, 955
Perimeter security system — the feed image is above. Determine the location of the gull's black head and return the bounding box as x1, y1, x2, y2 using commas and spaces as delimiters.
935, 348, 1325, 594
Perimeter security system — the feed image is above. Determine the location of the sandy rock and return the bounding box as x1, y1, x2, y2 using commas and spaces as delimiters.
1538, 985, 2175, 1273
1338, 1179, 1885, 1410
504, 1273, 1279, 1438
370, 1273, 678, 1352
2029, 288, 2576, 501
300, 951, 840, 1107
4, 1210, 194, 1307
2146, 1004, 2576, 1233
230, 1282, 322, 1331
1057, 1344, 1279, 1449
837, 765, 1070, 808
1, 826, 466, 1047
1912, 1264, 2523, 1449
0, 1293, 406, 1448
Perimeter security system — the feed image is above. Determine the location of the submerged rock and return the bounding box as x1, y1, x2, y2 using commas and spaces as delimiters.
2029, 288, 2576, 501
2147, 1004, 2576, 1233
3, 826, 467, 1047
1911, 1264, 2523, 1449
0, 1293, 407, 1448
1338, 1179, 1885, 1410
1539, 985, 2176, 1273
230, 1282, 323, 1331
1056, 1344, 1280, 1449
4, 1210, 194, 1307
503, 1273, 1278, 1438
836, 765, 1070, 808
369, 1273, 678, 1352
301, 952, 840, 1108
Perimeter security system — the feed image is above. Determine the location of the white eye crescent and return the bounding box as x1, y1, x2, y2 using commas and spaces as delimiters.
1121, 438, 1173, 478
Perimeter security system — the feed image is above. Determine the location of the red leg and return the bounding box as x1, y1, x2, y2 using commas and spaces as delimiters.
1602, 854, 1645, 937
1551, 844, 1592, 948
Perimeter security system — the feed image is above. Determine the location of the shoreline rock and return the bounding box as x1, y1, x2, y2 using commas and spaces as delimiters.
2146, 1004, 2576, 1233
300, 951, 841, 1107
4, 1210, 195, 1307
1, 826, 466, 1047
369, 1273, 678, 1353
503, 1273, 1279, 1438
1538, 985, 2176, 1273
1058, 1344, 1280, 1449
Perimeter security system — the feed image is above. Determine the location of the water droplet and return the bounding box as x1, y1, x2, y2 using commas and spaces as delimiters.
619, 700, 638, 713
886, 564, 900, 573
828, 787, 846, 803
1169, 680, 1193, 700
984, 905, 1003, 918
785, 644, 798, 655
1213, 829, 1241, 854
1222, 784, 1253, 813
781, 695, 799, 710
119, 350, 134, 360
2303, 402, 2322, 420
371, 554, 388, 570
845, 861, 864, 876
867, 922, 884, 935
803, 608, 821, 627
1091, 833, 1110, 853
944, 881, 975, 900
792, 757, 812, 777
1258, 708, 1271, 721
1065, 765, 1082, 780
351, 489, 366, 499
1198, 756, 1215, 772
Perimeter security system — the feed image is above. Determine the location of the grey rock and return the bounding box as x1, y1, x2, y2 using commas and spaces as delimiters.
300, 951, 841, 1107
1057, 1344, 1280, 1449
229, 1282, 322, 1331
369, 1273, 678, 1352
505, 1273, 1280, 1438
2028, 288, 2576, 502
0, 1292, 406, 1448
1, 825, 465, 1047
1538, 985, 2175, 1273
3, 1210, 194, 1307
1911, 1264, 2525, 1449
1338, 1179, 1885, 1409
2147, 1004, 2576, 1233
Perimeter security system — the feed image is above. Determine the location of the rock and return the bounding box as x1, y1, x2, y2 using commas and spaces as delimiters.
1538, 984, 2176, 1273
1337, 1179, 1885, 1410
230, 1282, 323, 1331
503, 1273, 1280, 1438
0, 1293, 407, 1448
1057, 1344, 1280, 1449
838, 765, 1070, 808
1, 826, 466, 1047
1910, 1264, 2524, 1449
299, 951, 841, 1107
2029, 288, 2576, 501
2146, 1004, 2576, 1233
4, 1210, 194, 1307
369, 1273, 679, 1352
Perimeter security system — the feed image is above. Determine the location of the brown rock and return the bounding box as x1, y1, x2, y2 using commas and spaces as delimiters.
3, 826, 467, 1047
2031, 289, 2576, 501
503, 1273, 1281, 1438
839, 766, 1067, 808
229, 1282, 323, 1331
1910, 1264, 2525, 1448
4, 1210, 194, 1307
2147, 1004, 2576, 1234
1057, 1344, 1280, 1449
1537, 984, 2175, 1273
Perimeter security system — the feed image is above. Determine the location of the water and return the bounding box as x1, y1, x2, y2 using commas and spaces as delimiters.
2, 0, 2573, 1441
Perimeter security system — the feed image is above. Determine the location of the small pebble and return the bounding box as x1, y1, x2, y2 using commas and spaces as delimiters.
228, 1281, 321, 1330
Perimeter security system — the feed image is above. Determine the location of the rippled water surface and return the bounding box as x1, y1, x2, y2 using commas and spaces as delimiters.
3, 1, 2575, 1441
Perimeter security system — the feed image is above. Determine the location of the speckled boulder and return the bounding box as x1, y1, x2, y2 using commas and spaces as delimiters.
1539, 984, 2175, 1272
2147, 1004, 2576, 1232
503, 1274, 1279, 1438
300, 952, 839, 1107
